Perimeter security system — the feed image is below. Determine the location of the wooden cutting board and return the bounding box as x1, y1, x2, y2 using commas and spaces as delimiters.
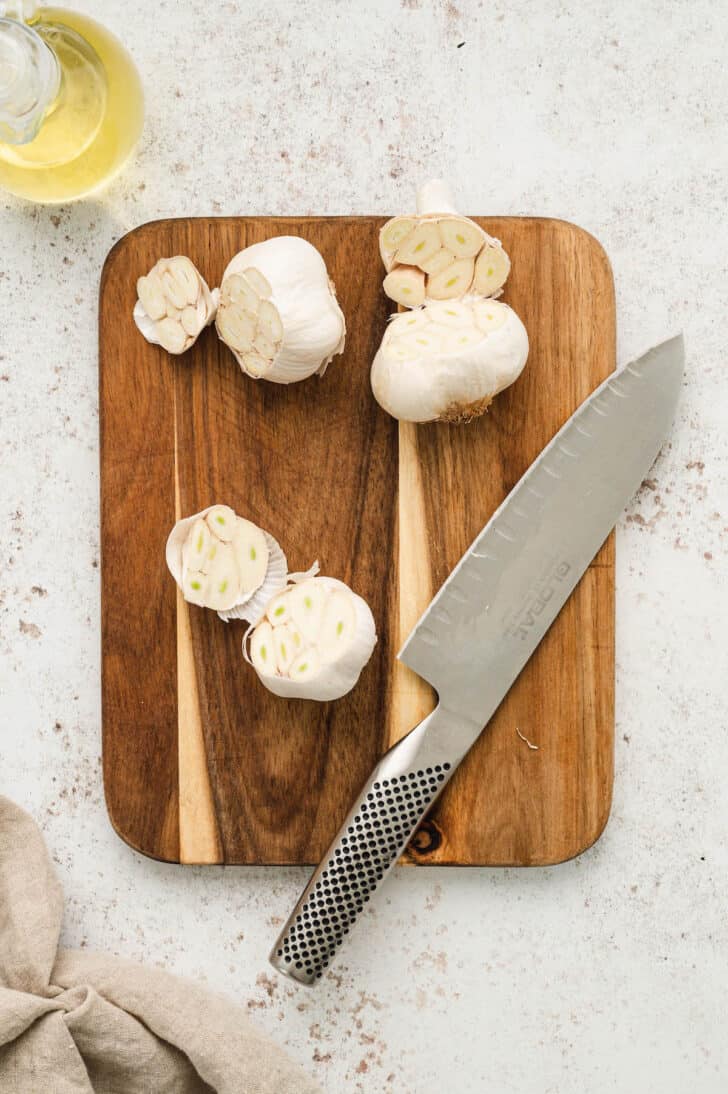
100, 215, 615, 867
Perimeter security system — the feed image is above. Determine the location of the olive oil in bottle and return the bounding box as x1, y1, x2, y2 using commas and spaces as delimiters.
0, 5, 143, 202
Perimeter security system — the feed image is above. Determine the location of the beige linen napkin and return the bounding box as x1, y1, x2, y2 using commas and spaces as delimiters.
0, 796, 321, 1094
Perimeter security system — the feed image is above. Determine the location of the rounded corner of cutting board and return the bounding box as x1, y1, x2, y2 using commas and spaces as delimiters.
545, 789, 615, 867
102, 774, 180, 864
105, 804, 181, 865
100, 219, 181, 289
543, 216, 615, 290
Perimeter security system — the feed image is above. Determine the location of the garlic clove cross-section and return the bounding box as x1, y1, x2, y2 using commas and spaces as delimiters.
166, 504, 288, 623
134, 256, 218, 355
382, 266, 426, 308
245, 575, 377, 701
216, 236, 346, 384
372, 179, 528, 424
378, 179, 510, 305
371, 299, 528, 424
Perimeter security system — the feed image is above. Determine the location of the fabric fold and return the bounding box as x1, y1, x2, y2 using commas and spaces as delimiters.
0, 797, 320, 1094
0, 793, 63, 995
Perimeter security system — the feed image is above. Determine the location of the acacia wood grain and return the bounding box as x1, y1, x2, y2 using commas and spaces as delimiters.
174, 425, 223, 865
100, 215, 615, 867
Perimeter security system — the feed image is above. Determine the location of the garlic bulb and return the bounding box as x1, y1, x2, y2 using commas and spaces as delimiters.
166, 505, 287, 622
379, 179, 511, 306
134, 256, 218, 354
245, 575, 377, 701
371, 299, 528, 423
216, 236, 346, 383
371, 180, 529, 423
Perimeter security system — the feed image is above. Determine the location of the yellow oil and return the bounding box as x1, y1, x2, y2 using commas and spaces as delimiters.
0, 7, 143, 202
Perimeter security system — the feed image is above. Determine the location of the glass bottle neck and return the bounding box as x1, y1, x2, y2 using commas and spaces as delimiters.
0, 3, 39, 19
0, 14, 60, 145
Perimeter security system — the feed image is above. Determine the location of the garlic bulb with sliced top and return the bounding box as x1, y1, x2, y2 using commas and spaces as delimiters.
216, 236, 346, 383
371, 180, 529, 423
371, 299, 528, 424
245, 575, 377, 701
166, 505, 287, 622
134, 256, 217, 354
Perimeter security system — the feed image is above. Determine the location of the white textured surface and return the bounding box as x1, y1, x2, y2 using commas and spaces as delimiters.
1, 1, 727, 1091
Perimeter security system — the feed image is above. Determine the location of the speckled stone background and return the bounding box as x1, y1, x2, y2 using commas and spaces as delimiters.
1, 1, 727, 1091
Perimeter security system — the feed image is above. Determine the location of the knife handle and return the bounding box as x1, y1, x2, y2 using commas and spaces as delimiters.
269, 705, 468, 986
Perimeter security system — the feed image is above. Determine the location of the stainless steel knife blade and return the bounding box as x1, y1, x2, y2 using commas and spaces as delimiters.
399, 334, 684, 734
270, 335, 684, 986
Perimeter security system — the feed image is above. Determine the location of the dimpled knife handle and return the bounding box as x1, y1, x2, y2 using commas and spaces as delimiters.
269, 718, 455, 986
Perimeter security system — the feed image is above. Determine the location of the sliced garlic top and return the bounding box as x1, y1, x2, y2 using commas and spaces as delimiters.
134, 256, 218, 355
246, 576, 377, 701
216, 236, 346, 384
166, 504, 288, 623
379, 179, 510, 307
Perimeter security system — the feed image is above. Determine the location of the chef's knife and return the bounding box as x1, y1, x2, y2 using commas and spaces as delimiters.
270, 335, 684, 986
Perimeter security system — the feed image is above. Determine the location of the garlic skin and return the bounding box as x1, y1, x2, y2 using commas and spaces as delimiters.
245, 575, 377, 701
166, 505, 288, 623
415, 178, 460, 217
371, 299, 528, 424
134, 256, 218, 355
379, 179, 511, 305
373, 180, 528, 424
216, 236, 346, 384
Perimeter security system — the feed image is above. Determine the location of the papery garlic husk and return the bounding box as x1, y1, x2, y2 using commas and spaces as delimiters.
371, 299, 528, 424
215, 236, 346, 383
134, 256, 218, 355
166, 504, 288, 622
379, 179, 511, 305
245, 575, 377, 701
